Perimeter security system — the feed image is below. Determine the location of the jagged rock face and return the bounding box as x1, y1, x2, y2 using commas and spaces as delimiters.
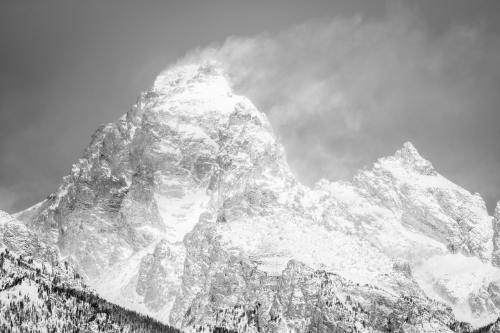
171, 221, 462, 332
15, 61, 500, 330
178, 257, 461, 333
136, 240, 185, 316
493, 202, 500, 267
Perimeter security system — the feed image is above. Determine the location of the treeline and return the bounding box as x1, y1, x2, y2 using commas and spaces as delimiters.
0, 248, 180, 332
0, 248, 238, 333
0, 281, 182, 332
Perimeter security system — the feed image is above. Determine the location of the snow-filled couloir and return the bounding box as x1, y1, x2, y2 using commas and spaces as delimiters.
14, 61, 500, 332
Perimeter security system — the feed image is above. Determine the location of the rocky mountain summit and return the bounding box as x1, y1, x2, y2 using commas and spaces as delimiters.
14, 61, 500, 332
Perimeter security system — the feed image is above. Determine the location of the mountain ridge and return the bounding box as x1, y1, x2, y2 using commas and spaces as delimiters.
12, 61, 500, 332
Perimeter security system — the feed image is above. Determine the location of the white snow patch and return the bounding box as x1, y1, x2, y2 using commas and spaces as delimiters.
413, 253, 500, 327
155, 188, 210, 243
0, 279, 41, 306
218, 214, 393, 285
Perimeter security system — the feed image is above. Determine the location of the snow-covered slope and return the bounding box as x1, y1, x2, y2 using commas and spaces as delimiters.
15, 61, 500, 332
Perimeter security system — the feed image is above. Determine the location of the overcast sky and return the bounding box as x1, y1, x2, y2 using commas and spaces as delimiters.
0, 0, 499, 213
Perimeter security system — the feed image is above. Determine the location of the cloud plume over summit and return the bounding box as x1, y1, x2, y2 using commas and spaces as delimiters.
172, 5, 500, 211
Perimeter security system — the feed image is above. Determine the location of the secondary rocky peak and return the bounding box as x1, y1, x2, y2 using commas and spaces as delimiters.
392, 141, 437, 176
351, 140, 493, 263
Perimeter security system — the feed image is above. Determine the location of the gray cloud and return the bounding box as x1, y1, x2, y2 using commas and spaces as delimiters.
173, 4, 500, 212
0, 188, 17, 213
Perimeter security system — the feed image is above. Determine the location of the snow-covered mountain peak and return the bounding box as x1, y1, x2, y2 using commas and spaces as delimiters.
351, 141, 493, 260
152, 61, 232, 100
383, 141, 437, 176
